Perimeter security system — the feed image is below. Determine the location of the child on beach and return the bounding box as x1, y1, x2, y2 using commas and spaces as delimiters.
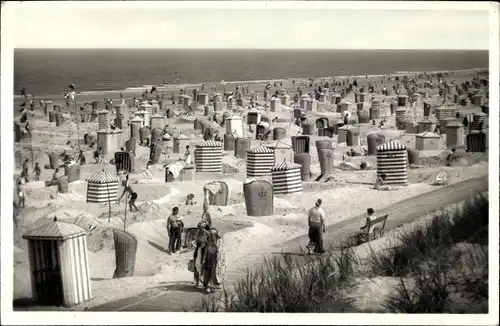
21, 159, 29, 181
78, 150, 86, 165
16, 179, 26, 209
184, 145, 192, 164
33, 162, 41, 181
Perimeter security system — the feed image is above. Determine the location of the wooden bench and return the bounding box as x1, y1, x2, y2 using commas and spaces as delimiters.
348, 214, 389, 247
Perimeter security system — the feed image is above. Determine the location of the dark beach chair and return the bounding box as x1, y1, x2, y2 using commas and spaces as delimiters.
348, 214, 389, 247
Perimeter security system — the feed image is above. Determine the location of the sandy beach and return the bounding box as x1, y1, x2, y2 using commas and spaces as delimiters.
12, 67, 489, 311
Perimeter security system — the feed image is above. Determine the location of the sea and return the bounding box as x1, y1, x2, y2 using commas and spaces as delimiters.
14, 49, 488, 97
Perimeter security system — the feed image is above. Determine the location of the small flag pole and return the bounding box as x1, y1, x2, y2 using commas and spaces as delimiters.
70, 85, 81, 153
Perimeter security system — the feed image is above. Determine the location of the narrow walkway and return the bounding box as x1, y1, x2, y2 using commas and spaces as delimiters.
90, 176, 488, 312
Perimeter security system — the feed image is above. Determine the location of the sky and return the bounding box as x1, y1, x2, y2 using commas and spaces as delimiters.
5, 2, 491, 50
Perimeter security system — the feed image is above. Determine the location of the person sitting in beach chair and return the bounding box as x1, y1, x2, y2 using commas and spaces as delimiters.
374, 173, 396, 191
350, 208, 381, 246
432, 169, 450, 186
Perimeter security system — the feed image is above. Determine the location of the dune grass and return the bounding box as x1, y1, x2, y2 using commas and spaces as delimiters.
200, 193, 489, 313
201, 247, 358, 312
369, 193, 489, 313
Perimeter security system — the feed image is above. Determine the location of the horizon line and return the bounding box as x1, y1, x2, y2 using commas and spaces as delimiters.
14, 48, 489, 51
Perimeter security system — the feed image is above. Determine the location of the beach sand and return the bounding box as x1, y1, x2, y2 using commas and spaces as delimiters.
12, 69, 489, 310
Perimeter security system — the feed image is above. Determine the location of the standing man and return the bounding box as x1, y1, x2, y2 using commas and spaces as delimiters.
166, 207, 184, 255
307, 199, 326, 255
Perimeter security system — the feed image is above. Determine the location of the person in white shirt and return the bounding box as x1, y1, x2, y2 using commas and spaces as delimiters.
16, 179, 26, 208
184, 145, 192, 164
360, 208, 377, 235
351, 208, 378, 246
306, 199, 326, 254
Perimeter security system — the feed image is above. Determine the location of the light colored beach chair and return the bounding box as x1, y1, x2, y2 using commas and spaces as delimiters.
348, 214, 389, 247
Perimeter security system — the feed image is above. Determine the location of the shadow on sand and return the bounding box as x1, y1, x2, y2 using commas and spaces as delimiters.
155, 281, 207, 294
147, 240, 168, 253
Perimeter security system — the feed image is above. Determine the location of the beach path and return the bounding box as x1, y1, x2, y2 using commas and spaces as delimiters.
89, 176, 488, 312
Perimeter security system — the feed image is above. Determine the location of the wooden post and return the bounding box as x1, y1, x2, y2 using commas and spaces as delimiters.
106, 181, 111, 223
74, 100, 81, 153
124, 190, 128, 232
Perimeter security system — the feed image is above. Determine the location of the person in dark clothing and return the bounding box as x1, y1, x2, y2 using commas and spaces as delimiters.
193, 220, 210, 287
167, 207, 184, 255
33, 162, 41, 181
446, 148, 456, 167
118, 183, 139, 212
21, 159, 29, 181
77, 150, 86, 165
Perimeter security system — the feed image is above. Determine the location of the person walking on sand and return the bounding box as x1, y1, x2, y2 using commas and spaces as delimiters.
201, 228, 227, 293
193, 220, 210, 288
306, 199, 326, 255
33, 162, 41, 181
201, 201, 213, 228
16, 179, 26, 209
77, 150, 86, 165
166, 207, 184, 255
118, 183, 139, 212
21, 159, 30, 181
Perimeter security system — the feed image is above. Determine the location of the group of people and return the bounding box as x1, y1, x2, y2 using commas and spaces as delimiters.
306, 199, 383, 254
165, 199, 226, 293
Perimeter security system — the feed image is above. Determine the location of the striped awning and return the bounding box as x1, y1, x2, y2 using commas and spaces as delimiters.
271, 161, 302, 171
196, 140, 223, 148
23, 219, 86, 241
248, 146, 275, 154
416, 131, 440, 138
376, 140, 407, 152
86, 171, 120, 184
